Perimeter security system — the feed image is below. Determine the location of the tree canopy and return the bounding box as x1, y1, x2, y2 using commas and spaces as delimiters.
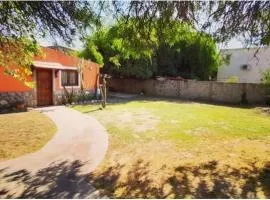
81, 19, 220, 80
1, 1, 270, 83
110, 1, 270, 47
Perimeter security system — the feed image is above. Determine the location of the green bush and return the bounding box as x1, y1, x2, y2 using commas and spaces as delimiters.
225, 76, 239, 83
74, 91, 95, 103
62, 87, 75, 104
262, 69, 270, 86
261, 69, 270, 105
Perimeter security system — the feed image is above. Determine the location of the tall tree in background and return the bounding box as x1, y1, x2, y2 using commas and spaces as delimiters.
81, 19, 220, 80
0, 1, 99, 84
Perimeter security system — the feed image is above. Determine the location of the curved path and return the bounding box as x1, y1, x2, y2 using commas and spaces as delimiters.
0, 106, 108, 198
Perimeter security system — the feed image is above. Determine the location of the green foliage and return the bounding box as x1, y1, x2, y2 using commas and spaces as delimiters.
221, 54, 232, 66
111, 1, 270, 47
62, 87, 75, 105
62, 88, 96, 105
0, 37, 40, 86
80, 21, 156, 79
0, 2, 99, 44
74, 91, 95, 103
80, 28, 112, 66
262, 69, 270, 87
81, 19, 220, 80
225, 76, 239, 83
156, 22, 220, 80
261, 69, 270, 105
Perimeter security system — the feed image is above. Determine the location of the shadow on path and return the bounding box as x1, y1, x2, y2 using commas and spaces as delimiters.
0, 160, 104, 198
1, 159, 269, 198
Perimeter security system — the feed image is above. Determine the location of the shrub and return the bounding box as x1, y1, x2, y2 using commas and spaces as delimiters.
262, 69, 270, 86
261, 69, 270, 105
225, 76, 239, 83
74, 91, 95, 103
62, 87, 75, 104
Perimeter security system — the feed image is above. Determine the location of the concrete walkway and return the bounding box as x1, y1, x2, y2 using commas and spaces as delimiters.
0, 106, 108, 198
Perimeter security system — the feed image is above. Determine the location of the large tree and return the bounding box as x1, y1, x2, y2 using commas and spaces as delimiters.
80, 19, 156, 79
81, 19, 220, 80
0, 1, 99, 84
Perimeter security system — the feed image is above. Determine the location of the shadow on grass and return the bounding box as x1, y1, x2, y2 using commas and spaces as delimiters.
0, 109, 27, 115
89, 160, 270, 198
82, 107, 103, 114
0, 160, 103, 198
72, 94, 261, 113
106, 95, 260, 109
1, 159, 269, 198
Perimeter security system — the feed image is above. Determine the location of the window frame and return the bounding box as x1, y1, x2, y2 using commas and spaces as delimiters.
59, 69, 80, 88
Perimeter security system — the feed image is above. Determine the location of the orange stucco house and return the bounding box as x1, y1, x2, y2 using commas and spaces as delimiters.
0, 47, 100, 109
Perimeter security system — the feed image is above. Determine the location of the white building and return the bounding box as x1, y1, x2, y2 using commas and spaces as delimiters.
217, 47, 270, 83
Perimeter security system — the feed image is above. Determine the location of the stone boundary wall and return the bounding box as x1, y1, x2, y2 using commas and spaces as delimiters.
0, 91, 36, 111
108, 78, 267, 104
54, 88, 95, 105
0, 88, 96, 111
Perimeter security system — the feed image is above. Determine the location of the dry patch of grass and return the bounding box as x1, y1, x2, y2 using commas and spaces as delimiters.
93, 109, 159, 133
90, 138, 270, 198
73, 98, 270, 198
0, 111, 56, 160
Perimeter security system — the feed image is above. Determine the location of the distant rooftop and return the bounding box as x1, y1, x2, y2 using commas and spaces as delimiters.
220, 46, 268, 51
46, 45, 76, 54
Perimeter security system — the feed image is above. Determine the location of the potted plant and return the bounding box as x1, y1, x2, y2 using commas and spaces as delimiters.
16, 99, 26, 111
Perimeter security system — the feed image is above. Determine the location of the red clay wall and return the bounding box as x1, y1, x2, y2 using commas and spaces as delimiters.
35, 47, 79, 67
0, 47, 100, 92
82, 62, 99, 91
35, 47, 99, 90
0, 67, 32, 92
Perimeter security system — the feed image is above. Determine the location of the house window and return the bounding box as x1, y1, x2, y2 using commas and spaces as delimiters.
61, 70, 79, 86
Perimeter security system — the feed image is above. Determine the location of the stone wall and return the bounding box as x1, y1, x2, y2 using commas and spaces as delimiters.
54, 88, 80, 105
108, 78, 267, 104
0, 91, 36, 112
54, 88, 96, 105
0, 88, 96, 111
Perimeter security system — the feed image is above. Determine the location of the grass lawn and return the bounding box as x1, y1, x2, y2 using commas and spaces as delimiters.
73, 98, 270, 198
0, 111, 56, 161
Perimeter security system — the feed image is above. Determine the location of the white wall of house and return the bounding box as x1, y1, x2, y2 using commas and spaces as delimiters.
217, 47, 270, 83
